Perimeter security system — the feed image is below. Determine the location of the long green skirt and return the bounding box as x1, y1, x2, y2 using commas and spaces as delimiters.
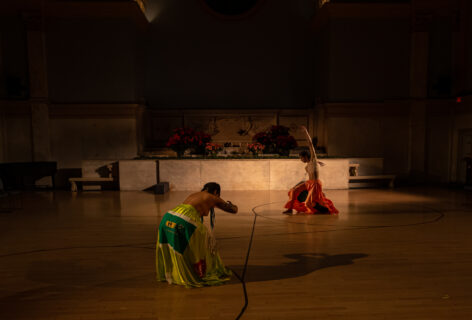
156, 204, 232, 288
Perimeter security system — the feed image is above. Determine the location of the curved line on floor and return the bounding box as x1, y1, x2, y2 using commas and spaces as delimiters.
229, 199, 446, 320
251, 201, 445, 229
0, 243, 154, 259
0, 202, 445, 258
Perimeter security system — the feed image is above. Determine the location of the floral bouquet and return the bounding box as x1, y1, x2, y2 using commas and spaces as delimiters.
166, 127, 212, 157
252, 131, 272, 147
247, 142, 265, 156
275, 135, 297, 156
252, 125, 297, 156
205, 142, 223, 157
193, 131, 212, 155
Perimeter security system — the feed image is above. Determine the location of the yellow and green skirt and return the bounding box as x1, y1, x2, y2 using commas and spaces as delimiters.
156, 204, 232, 288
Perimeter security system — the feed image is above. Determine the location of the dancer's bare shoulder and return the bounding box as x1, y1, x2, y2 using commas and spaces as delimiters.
183, 191, 214, 208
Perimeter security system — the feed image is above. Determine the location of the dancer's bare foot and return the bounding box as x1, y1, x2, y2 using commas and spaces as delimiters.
282, 209, 293, 215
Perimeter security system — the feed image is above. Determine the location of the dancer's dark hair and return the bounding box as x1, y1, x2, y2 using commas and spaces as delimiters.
299, 150, 310, 159
202, 182, 221, 195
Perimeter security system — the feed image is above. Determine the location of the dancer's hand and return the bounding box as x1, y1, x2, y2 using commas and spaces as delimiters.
226, 201, 238, 214
317, 161, 326, 167
216, 199, 238, 214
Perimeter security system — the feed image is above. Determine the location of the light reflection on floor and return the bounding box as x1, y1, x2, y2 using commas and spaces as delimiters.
0, 187, 471, 319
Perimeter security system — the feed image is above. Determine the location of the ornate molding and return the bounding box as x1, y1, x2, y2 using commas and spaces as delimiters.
49, 103, 140, 119
143, 108, 313, 148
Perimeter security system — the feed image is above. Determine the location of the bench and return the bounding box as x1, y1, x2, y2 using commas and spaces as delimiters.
348, 163, 395, 188
69, 177, 114, 192
69, 164, 115, 192
349, 175, 396, 188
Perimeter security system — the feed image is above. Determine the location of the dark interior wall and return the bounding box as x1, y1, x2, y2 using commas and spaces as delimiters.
428, 19, 452, 98
331, 0, 410, 2
467, 2, 472, 93
0, 16, 29, 99
327, 18, 410, 101
4, 117, 32, 162
314, 23, 331, 102
144, 0, 316, 108
327, 114, 410, 174
46, 18, 139, 103
426, 112, 451, 183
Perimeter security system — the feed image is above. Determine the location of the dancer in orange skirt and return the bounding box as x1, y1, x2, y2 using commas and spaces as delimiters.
283, 126, 338, 215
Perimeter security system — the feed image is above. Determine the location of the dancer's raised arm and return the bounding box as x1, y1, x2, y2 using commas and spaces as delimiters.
301, 126, 317, 161
301, 126, 319, 179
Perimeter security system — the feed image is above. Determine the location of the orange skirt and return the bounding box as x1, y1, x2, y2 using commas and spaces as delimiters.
284, 179, 338, 214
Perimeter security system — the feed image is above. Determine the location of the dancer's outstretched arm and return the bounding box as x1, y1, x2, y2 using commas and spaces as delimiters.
214, 196, 238, 214
301, 126, 319, 179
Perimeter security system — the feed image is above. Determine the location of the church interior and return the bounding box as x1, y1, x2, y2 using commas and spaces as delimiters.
1, 0, 472, 319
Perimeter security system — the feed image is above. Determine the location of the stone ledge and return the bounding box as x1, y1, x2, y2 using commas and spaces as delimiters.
158, 159, 350, 191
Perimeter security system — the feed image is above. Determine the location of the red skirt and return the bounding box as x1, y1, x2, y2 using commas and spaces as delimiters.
284, 179, 338, 214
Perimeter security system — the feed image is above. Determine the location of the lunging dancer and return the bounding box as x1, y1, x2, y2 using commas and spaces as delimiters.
156, 182, 238, 288
283, 126, 338, 215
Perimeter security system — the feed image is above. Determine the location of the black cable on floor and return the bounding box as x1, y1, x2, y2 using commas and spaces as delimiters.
0, 242, 154, 259
230, 203, 259, 320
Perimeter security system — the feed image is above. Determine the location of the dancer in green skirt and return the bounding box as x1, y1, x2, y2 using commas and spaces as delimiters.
156, 182, 238, 288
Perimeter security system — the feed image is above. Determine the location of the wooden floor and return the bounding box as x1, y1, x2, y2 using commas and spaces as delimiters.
0, 187, 471, 319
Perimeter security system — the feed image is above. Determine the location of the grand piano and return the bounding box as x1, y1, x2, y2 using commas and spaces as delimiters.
0, 162, 57, 190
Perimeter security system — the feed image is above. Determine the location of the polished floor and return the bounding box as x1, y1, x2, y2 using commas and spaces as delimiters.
0, 187, 471, 319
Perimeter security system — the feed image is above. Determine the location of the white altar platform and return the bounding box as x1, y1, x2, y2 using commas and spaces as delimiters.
158, 159, 350, 191
80, 158, 384, 191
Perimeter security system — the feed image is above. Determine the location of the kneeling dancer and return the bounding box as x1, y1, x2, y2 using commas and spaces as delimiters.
156, 182, 238, 288
283, 126, 338, 215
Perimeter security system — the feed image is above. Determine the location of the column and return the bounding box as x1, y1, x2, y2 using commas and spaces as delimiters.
0, 109, 5, 162
408, 4, 431, 182
136, 103, 146, 156
0, 31, 5, 162
23, 12, 51, 161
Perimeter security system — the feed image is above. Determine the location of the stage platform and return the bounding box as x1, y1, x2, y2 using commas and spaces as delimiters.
77, 157, 386, 191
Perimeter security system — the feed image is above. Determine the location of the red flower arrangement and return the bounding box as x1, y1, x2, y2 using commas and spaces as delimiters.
276, 135, 297, 149
205, 142, 223, 156
193, 131, 212, 155
166, 127, 212, 157
252, 132, 272, 146
247, 142, 265, 155
252, 125, 297, 156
